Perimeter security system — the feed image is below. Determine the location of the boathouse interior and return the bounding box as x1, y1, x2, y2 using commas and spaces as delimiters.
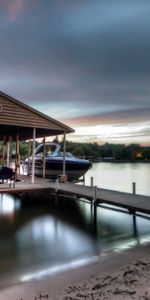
0, 91, 74, 184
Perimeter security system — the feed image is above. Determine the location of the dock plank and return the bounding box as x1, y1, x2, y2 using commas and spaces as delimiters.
0, 176, 150, 215
49, 182, 150, 214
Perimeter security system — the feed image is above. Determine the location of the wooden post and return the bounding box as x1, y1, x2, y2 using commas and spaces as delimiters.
28, 139, 31, 175
2, 136, 6, 167
15, 134, 20, 175
31, 128, 36, 184
16, 134, 20, 174
83, 174, 85, 186
43, 137, 46, 178
93, 185, 97, 231
132, 182, 136, 195
133, 215, 138, 239
93, 185, 97, 203
7, 141, 10, 167
55, 178, 59, 206
91, 177, 94, 188
63, 132, 66, 176
93, 201, 97, 230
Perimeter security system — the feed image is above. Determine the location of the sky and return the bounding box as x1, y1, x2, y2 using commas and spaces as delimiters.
0, 0, 150, 145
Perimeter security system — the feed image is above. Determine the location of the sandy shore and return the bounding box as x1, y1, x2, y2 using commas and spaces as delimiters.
0, 244, 150, 300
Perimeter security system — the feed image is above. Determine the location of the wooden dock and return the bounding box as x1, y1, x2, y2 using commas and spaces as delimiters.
0, 175, 150, 215
53, 183, 150, 215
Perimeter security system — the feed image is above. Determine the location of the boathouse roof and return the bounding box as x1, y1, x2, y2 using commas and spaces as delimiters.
0, 91, 74, 140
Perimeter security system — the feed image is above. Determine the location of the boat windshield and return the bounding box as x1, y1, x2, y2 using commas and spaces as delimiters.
60, 152, 74, 158
46, 145, 56, 155
35, 144, 57, 157
34, 144, 75, 159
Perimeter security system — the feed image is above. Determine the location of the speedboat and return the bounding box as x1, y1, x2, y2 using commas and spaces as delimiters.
25, 142, 92, 181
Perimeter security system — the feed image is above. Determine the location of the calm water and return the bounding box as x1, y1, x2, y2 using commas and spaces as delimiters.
0, 162, 150, 286
85, 162, 150, 196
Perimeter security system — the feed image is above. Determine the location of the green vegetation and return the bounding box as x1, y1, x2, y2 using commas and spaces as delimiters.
0, 141, 149, 162
62, 141, 150, 162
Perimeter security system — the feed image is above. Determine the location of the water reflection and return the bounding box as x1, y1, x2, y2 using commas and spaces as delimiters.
0, 194, 20, 217
0, 192, 149, 286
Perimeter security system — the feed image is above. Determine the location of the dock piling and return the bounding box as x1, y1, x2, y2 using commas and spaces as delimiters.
93, 201, 97, 231
93, 185, 97, 203
92, 185, 98, 229
55, 178, 59, 206
91, 177, 94, 188
55, 178, 59, 193
132, 182, 136, 195
83, 175, 85, 186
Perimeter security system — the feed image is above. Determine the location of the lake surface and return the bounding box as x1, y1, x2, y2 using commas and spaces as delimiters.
0, 162, 149, 286
85, 162, 150, 196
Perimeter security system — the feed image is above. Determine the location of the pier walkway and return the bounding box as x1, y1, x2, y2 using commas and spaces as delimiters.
0, 175, 150, 215
53, 182, 150, 215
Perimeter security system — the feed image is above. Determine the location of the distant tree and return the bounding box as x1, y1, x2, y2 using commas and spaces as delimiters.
114, 145, 125, 160
81, 143, 93, 157
125, 144, 140, 160
141, 147, 150, 160
90, 142, 101, 158
72, 146, 86, 157
100, 143, 113, 158
59, 140, 149, 161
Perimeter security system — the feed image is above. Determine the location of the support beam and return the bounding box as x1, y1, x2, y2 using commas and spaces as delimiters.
31, 128, 36, 184
28, 139, 31, 176
43, 137, 46, 178
17, 135, 20, 172
2, 136, 6, 167
63, 132, 66, 176
7, 141, 10, 167
15, 134, 20, 175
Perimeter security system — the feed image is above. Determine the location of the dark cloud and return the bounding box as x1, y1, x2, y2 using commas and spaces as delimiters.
0, 0, 150, 143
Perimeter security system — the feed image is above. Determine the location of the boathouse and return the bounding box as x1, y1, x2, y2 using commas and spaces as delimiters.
0, 91, 74, 184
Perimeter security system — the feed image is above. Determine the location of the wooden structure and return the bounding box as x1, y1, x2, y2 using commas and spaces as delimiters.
0, 177, 150, 217
0, 91, 74, 184
0, 91, 74, 140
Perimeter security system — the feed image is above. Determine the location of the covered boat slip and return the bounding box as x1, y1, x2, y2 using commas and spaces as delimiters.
0, 91, 150, 218
0, 91, 74, 185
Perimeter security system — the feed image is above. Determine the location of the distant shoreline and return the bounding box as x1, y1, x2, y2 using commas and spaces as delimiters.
92, 159, 150, 163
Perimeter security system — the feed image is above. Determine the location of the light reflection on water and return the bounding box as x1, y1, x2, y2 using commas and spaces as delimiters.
0, 162, 149, 285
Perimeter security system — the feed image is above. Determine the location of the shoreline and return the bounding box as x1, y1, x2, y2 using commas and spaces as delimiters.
0, 243, 150, 299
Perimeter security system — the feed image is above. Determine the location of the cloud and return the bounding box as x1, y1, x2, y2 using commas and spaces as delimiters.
0, 1, 150, 144
0, 0, 39, 13
3, 0, 25, 13
67, 121, 150, 145
61, 108, 150, 127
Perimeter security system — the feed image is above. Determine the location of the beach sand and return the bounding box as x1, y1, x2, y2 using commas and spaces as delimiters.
0, 244, 150, 300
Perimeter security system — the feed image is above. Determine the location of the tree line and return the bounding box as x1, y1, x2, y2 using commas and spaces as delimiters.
63, 141, 150, 161
0, 141, 149, 161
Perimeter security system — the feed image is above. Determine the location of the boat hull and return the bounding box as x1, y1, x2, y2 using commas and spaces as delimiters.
34, 158, 91, 181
